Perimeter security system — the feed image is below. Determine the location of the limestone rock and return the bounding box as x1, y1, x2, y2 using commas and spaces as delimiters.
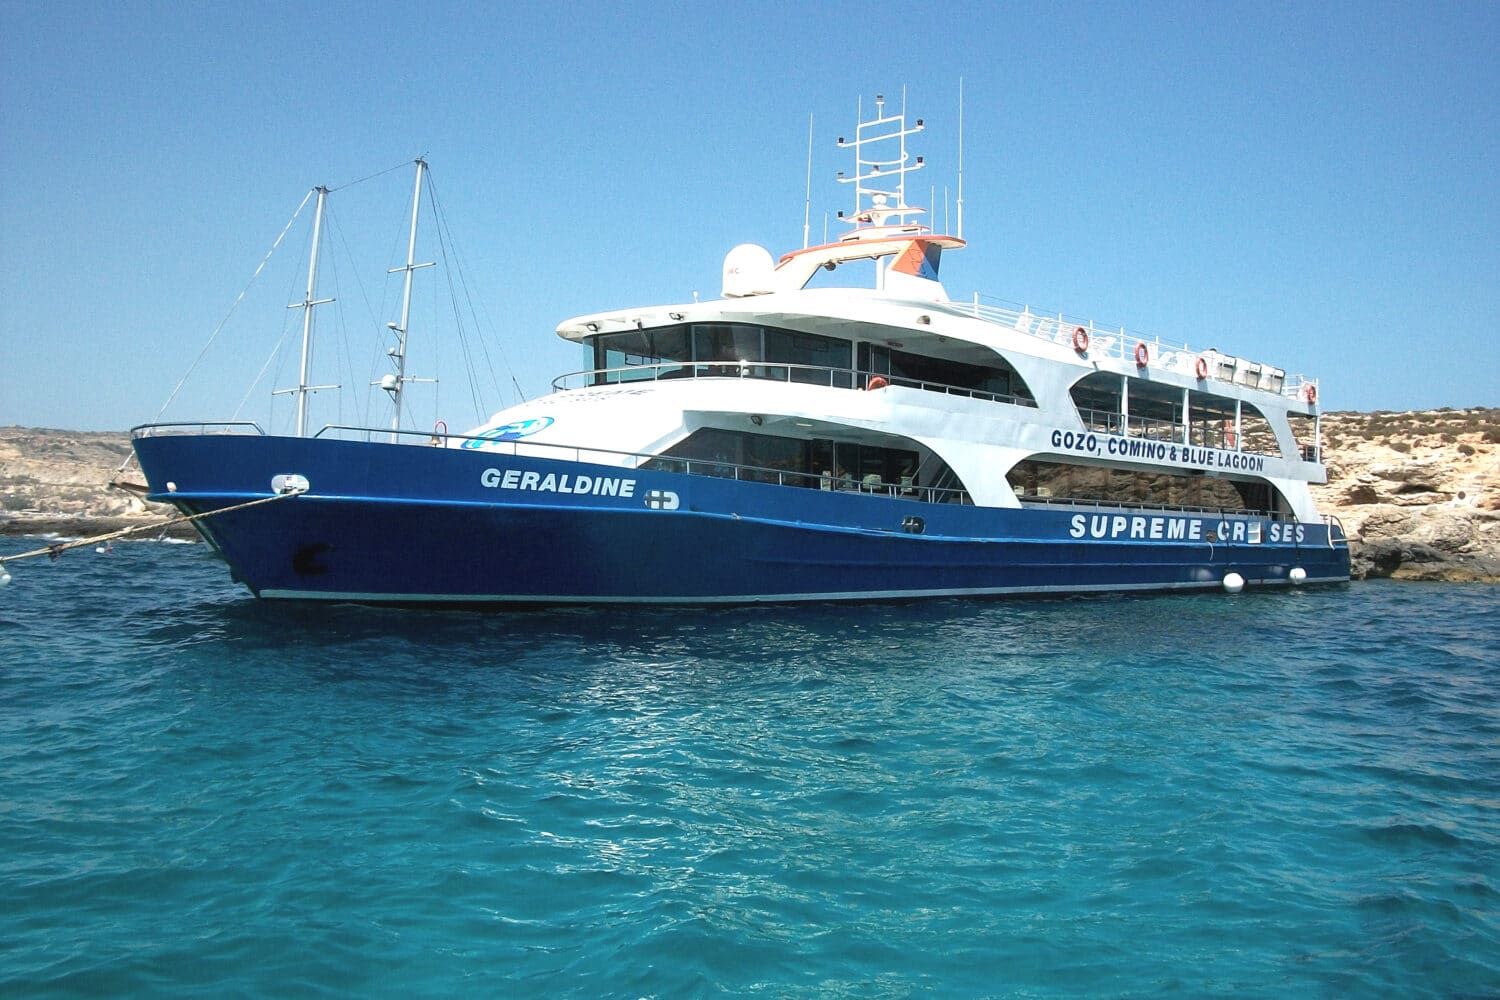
1313, 407, 1500, 581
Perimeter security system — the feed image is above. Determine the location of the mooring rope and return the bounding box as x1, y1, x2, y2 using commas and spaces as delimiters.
0, 489, 305, 569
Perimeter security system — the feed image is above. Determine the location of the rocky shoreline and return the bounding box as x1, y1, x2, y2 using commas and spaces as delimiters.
4, 411, 1498, 581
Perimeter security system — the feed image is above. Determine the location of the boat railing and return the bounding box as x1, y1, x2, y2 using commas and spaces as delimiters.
131, 421, 267, 439
1074, 407, 1285, 455
1020, 494, 1297, 522
1128, 414, 1180, 442
1322, 513, 1349, 547
310, 424, 975, 505
551, 361, 1037, 407
1077, 407, 1125, 435
961, 295, 1318, 402
642, 458, 973, 505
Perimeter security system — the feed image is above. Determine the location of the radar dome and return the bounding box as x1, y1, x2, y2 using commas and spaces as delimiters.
721, 244, 776, 298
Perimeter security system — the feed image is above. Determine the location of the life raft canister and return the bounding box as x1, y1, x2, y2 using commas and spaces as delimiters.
1195, 356, 1209, 379
1072, 326, 1089, 353
867, 375, 889, 390
1134, 342, 1150, 367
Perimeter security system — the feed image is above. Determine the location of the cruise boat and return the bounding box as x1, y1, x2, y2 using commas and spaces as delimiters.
131, 97, 1350, 603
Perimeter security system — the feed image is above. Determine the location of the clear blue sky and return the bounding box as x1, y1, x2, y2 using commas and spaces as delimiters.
3, 1, 1496, 431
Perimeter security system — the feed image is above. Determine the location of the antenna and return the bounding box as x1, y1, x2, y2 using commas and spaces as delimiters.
803, 113, 814, 249
957, 77, 965, 240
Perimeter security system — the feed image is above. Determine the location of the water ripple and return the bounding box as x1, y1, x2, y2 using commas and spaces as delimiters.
1, 540, 1498, 996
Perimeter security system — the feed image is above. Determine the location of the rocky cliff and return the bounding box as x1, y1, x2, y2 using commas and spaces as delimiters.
1310, 407, 1500, 581
3, 412, 1498, 581
0, 428, 171, 536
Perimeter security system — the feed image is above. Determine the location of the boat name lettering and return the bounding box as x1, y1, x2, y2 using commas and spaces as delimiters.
1050, 429, 1266, 472
480, 467, 636, 497
1068, 514, 1304, 543
1050, 430, 1098, 453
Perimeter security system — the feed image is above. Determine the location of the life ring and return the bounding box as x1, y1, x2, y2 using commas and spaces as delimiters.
1195, 356, 1209, 380
1072, 326, 1089, 353
867, 375, 888, 390
1303, 383, 1317, 404
1134, 342, 1150, 367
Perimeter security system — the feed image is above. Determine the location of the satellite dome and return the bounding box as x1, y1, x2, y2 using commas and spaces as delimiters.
721, 243, 775, 298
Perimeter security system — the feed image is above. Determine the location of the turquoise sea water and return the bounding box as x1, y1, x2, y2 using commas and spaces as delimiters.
1, 538, 1497, 998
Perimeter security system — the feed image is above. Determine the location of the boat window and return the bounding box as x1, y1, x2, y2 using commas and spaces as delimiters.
587, 323, 1031, 407
1071, 372, 1287, 457
1287, 411, 1320, 462
592, 326, 692, 382
764, 328, 854, 384
1071, 372, 1128, 434
640, 428, 963, 500
590, 323, 856, 386
693, 323, 764, 366
887, 347, 1034, 405
1008, 457, 1289, 516
1185, 392, 1236, 449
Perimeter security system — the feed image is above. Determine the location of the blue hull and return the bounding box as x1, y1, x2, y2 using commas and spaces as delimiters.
133, 433, 1350, 603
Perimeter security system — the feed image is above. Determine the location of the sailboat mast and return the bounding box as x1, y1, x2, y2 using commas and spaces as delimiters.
383, 159, 435, 439
389, 159, 426, 433
294, 186, 332, 438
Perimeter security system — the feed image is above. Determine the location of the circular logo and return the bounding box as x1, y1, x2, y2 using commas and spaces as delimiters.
462, 416, 554, 448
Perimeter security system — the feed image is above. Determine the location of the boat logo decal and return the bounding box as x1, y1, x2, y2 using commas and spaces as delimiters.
462, 416, 555, 449
644, 490, 680, 511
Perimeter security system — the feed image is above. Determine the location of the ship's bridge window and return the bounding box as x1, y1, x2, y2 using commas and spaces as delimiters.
593, 326, 692, 382
590, 323, 854, 387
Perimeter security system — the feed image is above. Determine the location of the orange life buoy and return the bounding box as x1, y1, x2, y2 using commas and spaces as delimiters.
867, 375, 888, 390
1072, 326, 1089, 353
1195, 356, 1209, 380
1134, 342, 1150, 367
1303, 383, 1317, 404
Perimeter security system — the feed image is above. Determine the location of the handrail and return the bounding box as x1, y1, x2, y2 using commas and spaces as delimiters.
1020, 494, 1296, 522
1322, 513, 1348, 547
551, 360, 1037, 407
131, 421, 266, 439
961, 295, 1317, 401
136, 421, 1311, 522
304, 423, 977, 506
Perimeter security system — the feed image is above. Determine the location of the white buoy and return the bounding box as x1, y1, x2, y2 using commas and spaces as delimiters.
167, 481, 178, 493
1289, 567, 1307, 586
0, 565, 11, 587
1222, 572, 1245, 594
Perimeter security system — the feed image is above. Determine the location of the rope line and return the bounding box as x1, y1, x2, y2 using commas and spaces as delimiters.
0, 490, 304, 567
326, 157, 423, 194
152, 190, 316, 428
